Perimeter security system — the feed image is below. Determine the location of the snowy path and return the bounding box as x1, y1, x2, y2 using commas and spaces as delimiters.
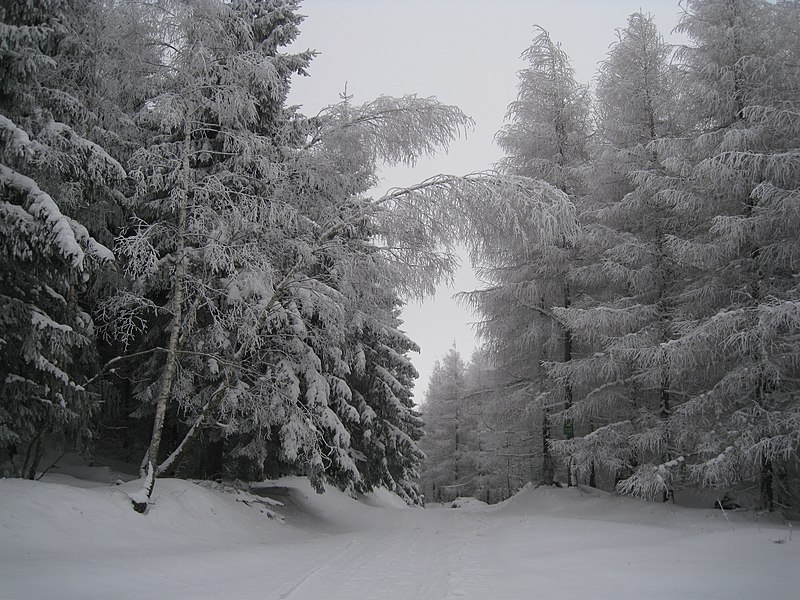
266, 510, 482, 600
1, 477, 797, 600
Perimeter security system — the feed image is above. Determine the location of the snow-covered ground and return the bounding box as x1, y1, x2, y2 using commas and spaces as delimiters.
1, 465, 797, 600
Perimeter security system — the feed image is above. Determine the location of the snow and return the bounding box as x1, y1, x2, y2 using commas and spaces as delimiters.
449, 496, 490, 510
0, 164, 85, 268
1, 467, 797, 600
40, 120, 127, 183
0, 114, 44, 159
31, 310, 74, 333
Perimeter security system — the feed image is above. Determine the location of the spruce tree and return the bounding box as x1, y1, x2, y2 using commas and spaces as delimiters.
346, 306, 425, 504
419, 347, 470, 502
0, 0, 119, 477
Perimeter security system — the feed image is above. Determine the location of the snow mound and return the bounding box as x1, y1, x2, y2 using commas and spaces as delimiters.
250, 476, 410, 533
359, 485, 414, 510
1, 473, 412, 563
449, 496, 489, 510
0, 476, 288, 559
492, 483, 768, 530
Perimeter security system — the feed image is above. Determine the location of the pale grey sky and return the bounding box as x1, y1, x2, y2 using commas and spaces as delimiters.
287, 0, 685, 399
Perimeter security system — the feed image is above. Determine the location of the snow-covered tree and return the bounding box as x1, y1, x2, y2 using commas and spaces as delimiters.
495, 26, 590, 195
0, 0, 119, 477
419, 346, 471, 502
652, 0, 800, 511
462, 351, 542, 502
345, 305, 425, 504
554, 0, 800, 510
466, 26, 590, 486
104, 0, 387, 508
548, 12, 681, 493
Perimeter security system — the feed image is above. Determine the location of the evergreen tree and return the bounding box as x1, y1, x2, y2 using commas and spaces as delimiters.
548, 12, 681, 493
419, 346, 470, 502
468, 26, 590, 485
554, 0, 800, 510
462, 351, 541, 502
0, 0, 119, 477
98, 0, 323, 507
653, 0, 800, 510
346, 306, 425, 504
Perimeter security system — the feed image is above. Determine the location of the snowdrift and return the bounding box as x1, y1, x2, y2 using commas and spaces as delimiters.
0, 476, 286, 557
0, 466, 410, 559
491, 482, 776, 530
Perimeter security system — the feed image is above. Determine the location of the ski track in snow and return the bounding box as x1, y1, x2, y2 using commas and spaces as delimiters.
1, 477, 798, 600
267, 510, 486, 600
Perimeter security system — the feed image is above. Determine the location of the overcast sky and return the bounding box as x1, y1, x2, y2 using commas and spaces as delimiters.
287, 0, 686, 399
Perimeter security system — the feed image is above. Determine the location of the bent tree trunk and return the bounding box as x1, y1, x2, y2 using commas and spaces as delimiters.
130, 118, 189, 514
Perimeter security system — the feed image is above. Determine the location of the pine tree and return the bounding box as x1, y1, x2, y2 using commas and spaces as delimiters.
0, 0, 119, 477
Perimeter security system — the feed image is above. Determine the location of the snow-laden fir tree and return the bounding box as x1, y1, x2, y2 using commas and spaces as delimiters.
344, 303, 425, 505
102, 0, 334, 508
548, 12, 682, 494
0, 0, 119, 477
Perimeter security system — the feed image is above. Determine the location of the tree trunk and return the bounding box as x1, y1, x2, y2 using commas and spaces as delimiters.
541, 410, 554, 485
563, 283, 574, 486
454, 406, 460, 484
131, 115, 190, 513
659, 366, 672, 503
23, 428, 45, 480
760, 456, 774, 512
